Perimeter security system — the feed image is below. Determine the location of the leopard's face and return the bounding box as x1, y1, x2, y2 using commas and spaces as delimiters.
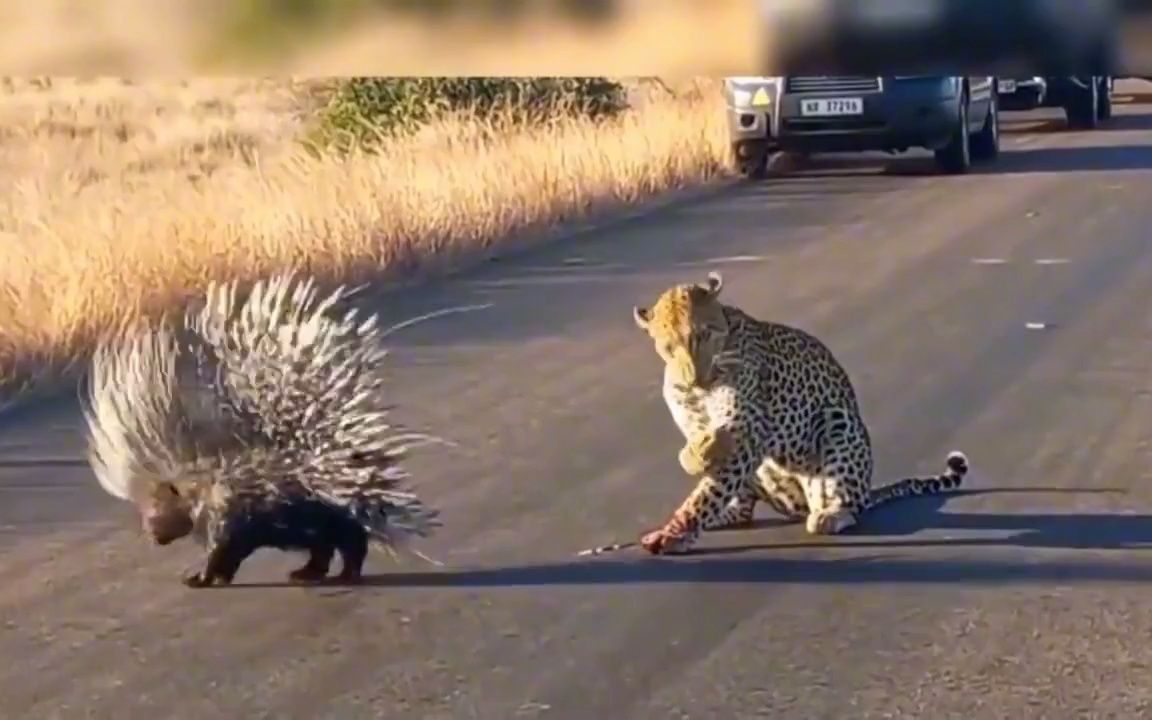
141, 481, 195, 546
633, 272, 729, 387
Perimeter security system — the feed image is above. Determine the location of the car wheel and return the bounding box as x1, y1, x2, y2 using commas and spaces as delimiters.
1065, 77, 1100, 130
1097, 77, 1113, 120
733, 141, 770, 180
934, 93, 971, 174
971, 90, 1000, 162
738, 152, 770, 180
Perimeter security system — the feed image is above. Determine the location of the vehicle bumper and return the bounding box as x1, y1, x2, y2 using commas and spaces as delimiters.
772, 80, 962, 154
999, 77, 1046, 92
998, 77, 1047, 109
727, 105, 772, 144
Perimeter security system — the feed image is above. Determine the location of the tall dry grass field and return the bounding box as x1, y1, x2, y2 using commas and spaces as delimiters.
0, 76, 731, 404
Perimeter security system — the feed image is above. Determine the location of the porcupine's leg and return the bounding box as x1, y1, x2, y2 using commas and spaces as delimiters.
333, 525, 370, 584
184, 537, 262, 587
183, 520, 262, 588
288, 543, 336, 584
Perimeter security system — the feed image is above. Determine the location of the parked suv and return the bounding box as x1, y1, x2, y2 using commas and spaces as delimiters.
997, 76, 1113, 129
725, 76, 1000, 178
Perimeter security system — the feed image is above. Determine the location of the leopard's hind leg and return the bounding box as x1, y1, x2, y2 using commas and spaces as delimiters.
704, 487, 759, 530
800, 407, 874, 536
754, 458, 810, 522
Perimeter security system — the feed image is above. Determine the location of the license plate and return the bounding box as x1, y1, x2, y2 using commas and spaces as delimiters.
998, 79, 1017, 93
799, 97, 863, 116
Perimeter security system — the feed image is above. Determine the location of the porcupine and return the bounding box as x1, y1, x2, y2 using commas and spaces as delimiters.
81, 272, 447, 588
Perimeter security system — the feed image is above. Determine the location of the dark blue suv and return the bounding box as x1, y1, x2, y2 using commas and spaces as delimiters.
725, 76, 1000, 177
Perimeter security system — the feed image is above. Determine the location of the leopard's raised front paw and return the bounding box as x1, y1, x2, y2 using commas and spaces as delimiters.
678, 428, 735, 476
680, 429, 732, 475
678, 443, 709, 476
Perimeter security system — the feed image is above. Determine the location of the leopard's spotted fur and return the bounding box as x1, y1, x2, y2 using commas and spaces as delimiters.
631, 271, 969, 555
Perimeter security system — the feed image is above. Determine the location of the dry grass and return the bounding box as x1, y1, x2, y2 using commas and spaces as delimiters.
0, 77, 732, 403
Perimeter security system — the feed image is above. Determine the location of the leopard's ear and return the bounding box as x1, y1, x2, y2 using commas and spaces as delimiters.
690, 271, 723, 303
633, 306, 651, 330
703, 271, 722, 298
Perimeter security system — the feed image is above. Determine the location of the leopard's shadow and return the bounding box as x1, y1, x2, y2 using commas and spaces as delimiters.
691, 486, 1149, 556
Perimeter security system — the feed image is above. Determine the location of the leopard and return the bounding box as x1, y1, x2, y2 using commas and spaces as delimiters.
630, 270, 969, 555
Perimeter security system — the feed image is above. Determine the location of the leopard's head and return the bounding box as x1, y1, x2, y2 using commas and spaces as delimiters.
633, 271, 729, 387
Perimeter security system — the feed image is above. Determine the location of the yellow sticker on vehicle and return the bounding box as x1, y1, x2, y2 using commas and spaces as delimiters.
751, 87, 771, 107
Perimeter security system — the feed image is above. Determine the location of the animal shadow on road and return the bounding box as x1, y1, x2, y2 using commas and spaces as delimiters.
693, 487, 1149, 554
235, 486, 1152, 592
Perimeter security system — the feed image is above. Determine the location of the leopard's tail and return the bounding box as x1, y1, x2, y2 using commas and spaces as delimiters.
864, 450, 968, 510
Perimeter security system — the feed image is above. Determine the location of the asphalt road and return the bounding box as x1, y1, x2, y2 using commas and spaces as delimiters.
5, 86, 1152, 720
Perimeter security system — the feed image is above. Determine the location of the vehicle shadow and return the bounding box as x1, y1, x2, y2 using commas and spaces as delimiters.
1076, 109, 1152, 131
767, 152, 944, 178
774, 139, 1152, 179
997, 116, 1065, 135
971, 143, 1152, 174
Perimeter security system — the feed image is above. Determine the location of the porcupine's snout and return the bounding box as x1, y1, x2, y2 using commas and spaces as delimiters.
141, 482, 195, 545
142, 506, 193, 545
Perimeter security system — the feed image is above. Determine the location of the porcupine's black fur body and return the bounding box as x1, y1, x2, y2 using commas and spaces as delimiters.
183, 451, 403, 587
188, 495, 371, 587
82, 272, 445, 588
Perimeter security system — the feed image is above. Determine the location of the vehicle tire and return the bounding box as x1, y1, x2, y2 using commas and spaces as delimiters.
934, 93, 971, 174
1097, 77, 1113, 120
733, 141, 770, 180
970, 89, 1000, 162
738, 152, 769, 180
1065, 78, 1100, 130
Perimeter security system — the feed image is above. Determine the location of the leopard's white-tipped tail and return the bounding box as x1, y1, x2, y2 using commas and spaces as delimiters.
865, 450, 969, 509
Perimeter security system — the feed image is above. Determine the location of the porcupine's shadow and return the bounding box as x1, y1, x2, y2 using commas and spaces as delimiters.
227, 486, 1152, 590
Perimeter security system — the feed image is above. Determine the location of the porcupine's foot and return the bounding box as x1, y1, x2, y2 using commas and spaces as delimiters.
183, 571, 211, 588
288, 545, 335, 584
288, 565, 329, 584
182, 569, 234, 588
330, 527, 369, 585
183, 535, 253, 587
332, 566, 365, 585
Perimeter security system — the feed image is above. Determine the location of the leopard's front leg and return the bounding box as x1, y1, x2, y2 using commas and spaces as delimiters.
678, 426, 735, 476
641, 450, 752, 555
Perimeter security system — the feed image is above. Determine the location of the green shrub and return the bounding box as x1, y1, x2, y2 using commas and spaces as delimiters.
309, 77, 630, 152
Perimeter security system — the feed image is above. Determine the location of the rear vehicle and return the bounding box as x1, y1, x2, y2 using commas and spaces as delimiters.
725, 76, 999, 178
997, 76, 1114, 129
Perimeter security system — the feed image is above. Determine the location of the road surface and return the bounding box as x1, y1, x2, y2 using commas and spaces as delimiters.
4, 88, 1152, 720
